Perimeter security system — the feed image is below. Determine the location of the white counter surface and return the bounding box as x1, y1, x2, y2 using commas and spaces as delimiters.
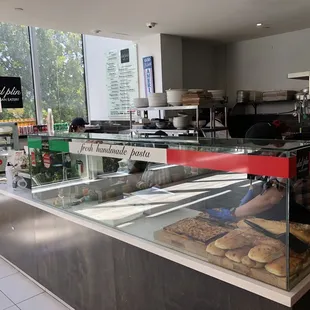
0, 184, 309, 307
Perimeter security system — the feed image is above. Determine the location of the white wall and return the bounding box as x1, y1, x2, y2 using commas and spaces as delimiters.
225, 28, 310, 103
84, 35, 133, 121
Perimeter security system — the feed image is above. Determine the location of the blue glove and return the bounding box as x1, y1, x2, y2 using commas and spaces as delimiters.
205, 208, 235, 221
239, 188, 255, 206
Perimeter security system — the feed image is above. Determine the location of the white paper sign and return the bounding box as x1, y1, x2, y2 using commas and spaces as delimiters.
69, 142, 167, 164
104, 44, 139, 120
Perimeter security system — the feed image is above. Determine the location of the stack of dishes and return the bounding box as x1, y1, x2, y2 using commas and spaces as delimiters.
209, 90, 225, 101
249, 91, 263, 102
133, 98, 149, 108
166, 89, 188, 106
148, 93, 167, 107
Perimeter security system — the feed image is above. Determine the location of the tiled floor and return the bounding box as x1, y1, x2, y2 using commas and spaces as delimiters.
0, 257, 71, 310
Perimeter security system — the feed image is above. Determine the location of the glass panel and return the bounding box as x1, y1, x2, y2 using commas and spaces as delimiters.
287, 147, 310, 290
0, 23, 36, 124
30, 134, 310, 290
34, 28, 87, 123
28, 132, 310, 152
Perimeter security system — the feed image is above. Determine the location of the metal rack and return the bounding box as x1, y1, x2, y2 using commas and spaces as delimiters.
128, 102, 229, 138
288, 72, 310, 133
0, 122, 19, 150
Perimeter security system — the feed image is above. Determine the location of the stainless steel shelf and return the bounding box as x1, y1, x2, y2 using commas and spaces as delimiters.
128, 128, 195, 135
201, 127, 228, 132
288, 71, 310, 80
134, 102, 226, 111
288, 71, 310, 91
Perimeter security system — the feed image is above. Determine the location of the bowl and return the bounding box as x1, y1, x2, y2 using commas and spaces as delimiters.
191, 120, 207, 128
173, 116, 188, 129
134, 98, 148, 108
166, 89, 188, 105
156, 121, 167, 129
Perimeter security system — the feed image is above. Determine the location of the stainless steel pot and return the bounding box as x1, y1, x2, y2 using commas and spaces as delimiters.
236, 90, 250, 103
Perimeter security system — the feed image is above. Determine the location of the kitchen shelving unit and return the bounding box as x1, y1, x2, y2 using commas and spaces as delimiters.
128, 102, 229, 138
0, 122, 19, 150
288, 71, 310, 88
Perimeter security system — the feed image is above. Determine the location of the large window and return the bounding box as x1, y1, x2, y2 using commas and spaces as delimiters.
35, 28, 87, 123
0, 23, 87, 126
0, 23, 36, 122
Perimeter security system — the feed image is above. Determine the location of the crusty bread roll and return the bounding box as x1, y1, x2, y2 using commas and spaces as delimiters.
237, 219, 252, 229
241, 255, 255, 267
241, 256, 265, 269
253, 236, 285, 251
248, 245, 284, 263
238, 227, 264, 238
246, 218, 286, 235
265, 256, 302, 277
290, 249, 309, 261
215, 231, 252, 250
225, 246, 251, 263
206, 241, 226, 257
240, 218, 310, 244
290, 223, 310, 244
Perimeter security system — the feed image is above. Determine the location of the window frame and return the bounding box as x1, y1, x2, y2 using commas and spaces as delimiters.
0, 24, 88, 126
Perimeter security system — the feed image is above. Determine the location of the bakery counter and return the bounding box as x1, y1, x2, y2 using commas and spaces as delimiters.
0, 184, 310, 310
19, 133, 310, 309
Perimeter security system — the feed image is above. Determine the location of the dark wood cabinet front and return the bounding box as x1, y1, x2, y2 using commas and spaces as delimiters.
0, 194, 305, 310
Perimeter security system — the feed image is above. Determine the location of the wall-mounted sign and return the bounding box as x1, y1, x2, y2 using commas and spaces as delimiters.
0, 76, 23, 108
143, 56, 155, 96
105, 45, 139, 120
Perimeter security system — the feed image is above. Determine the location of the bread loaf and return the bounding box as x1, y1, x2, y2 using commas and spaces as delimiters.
239, 218, 310, 244
225, 246, 251, 263
246, 218, 286, 234
290, 223, 310, 244
253, 236, 285, 251
265, 256, 302, 277
206, 241, 226, 257
215, 231, 252, 250
248, 245, 284, 263
241, 256, 265, 269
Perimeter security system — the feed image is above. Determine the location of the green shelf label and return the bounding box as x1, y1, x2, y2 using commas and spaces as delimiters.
27, 138, 42, 149
49, 140, 69, 152
28, 138, 69, 152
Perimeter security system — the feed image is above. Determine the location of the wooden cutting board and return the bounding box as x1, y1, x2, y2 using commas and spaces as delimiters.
154, 229, 287, 290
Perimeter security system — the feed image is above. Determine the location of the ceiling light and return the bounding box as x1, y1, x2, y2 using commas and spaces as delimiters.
112, 32, 130, 36
14, 8, 24, 11
256, 23, 263, 27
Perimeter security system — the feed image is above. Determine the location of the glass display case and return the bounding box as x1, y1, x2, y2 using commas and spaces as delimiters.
28, 133, 310, 291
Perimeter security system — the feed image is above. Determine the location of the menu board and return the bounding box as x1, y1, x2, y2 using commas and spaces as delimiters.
105, 45, 138, 120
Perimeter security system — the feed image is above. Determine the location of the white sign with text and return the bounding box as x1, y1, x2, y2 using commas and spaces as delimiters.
69, 142, 167, 164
